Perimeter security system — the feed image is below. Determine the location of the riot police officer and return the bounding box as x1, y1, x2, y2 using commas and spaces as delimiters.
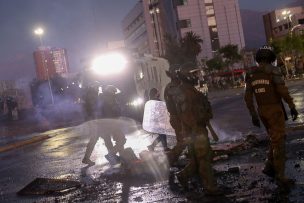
82, 85, 125, 166
164, 65, 183, 145
244, 45, 298, 190
167, 62, 219, 195
82, 86, 98, 120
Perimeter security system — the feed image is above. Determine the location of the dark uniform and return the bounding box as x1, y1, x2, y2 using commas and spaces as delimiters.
167, 64, 219, 194
164, 68, 183, 143
244, 46, 298, 188
83, 86, 98, 120
82, 85, 125, 166
164, 68, 184, 165
101, 85, 121, 118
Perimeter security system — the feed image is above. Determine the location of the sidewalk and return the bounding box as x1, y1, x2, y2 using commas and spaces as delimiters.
0, 111, 83, 153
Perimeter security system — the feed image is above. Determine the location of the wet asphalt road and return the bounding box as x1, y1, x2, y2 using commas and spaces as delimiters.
0, 80, 304, 202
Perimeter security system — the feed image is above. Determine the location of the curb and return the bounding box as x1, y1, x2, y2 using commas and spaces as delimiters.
0, 135, 50, 153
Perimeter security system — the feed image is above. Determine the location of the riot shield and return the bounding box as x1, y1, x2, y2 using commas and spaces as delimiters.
142, 100, 175, 136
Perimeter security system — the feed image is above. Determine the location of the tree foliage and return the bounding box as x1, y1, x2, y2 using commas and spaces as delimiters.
219, 44, 242, 67
206, 56, 224, 72
180, 31, 203, 64
164, 31, 203, 66
270, 34, 304, 62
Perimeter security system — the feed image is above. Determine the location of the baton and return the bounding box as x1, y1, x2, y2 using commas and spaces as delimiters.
206, 121, 219, 142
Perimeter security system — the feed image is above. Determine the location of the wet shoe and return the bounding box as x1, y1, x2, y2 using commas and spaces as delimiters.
82, 158, 95, 166
147, 145, 154, 151
262, 166, 276, 178
105, 153, 120, 165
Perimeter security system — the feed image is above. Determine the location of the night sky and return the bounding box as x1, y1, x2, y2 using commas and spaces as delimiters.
0, 0, 297, 80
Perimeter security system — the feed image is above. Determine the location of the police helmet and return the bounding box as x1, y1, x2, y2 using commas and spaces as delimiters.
255, 45, 276, 64
178, 62, 200, 84
104, 85, 118, 95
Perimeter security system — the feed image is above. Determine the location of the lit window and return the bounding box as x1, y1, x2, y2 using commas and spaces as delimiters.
205, 0, 213, 4
207, 16, 217, 26
205, 5, 214, 15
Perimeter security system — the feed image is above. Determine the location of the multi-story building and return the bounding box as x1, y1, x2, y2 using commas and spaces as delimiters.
122, 0, 245, 60
175, 0, 245, 59
33, 47, 69, 81
122, 0, 179, 57
51, 48, 69, 76
263, 6, 304, 42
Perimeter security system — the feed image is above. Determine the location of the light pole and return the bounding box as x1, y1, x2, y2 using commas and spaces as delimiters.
279, 10, 293, 78
34, 27, 54, 104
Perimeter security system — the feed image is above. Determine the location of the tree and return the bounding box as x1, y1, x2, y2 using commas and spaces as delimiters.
180, 31, 203, 65
271, 35, 304, 76
219, 44, 242, 84
164, 31, 203, 67
206, 56, 224, 72
164, 34, 183, 65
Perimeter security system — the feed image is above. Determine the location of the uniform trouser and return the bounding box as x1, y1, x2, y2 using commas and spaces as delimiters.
169, 126, 217, 191
167, 123, 207, 164
180, 133, 216, 191
169, 115, 183, 143
258, 104, 286, 180
83, 130, 126, 160
167, 115, 184, 163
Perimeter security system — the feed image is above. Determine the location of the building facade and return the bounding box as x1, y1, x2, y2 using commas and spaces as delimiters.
122, 0, 179, 57
175, 0, 245, 59
122, 0, 245, 60
33, 47, 69, 81
263, 6, 304, 42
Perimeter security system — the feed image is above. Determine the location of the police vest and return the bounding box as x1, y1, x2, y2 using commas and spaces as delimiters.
249, 71, 281, 106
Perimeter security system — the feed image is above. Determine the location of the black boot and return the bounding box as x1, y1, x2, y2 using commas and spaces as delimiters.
276, 177, 295, 193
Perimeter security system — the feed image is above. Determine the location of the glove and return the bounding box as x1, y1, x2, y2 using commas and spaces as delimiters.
251, 114, 261, 128
290, 107, 298, 121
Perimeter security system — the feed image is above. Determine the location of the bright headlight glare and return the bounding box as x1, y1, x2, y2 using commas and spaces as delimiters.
131, 98, 144, 106
92, 52, 127, 76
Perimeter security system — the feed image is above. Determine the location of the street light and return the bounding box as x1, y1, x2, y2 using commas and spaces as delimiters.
34, 27, 54, 104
